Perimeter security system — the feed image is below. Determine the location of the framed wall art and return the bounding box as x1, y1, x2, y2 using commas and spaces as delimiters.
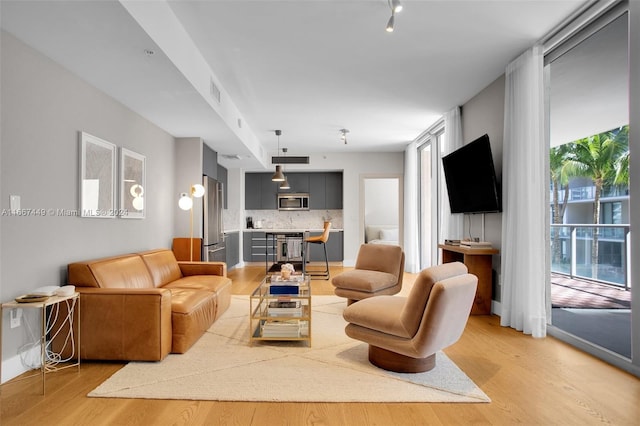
79, 132, 117, 218
119, 148, 146, 219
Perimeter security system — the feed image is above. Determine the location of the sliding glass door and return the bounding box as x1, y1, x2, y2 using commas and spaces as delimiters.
546, 4, 633, 365
418, 125, 444, 269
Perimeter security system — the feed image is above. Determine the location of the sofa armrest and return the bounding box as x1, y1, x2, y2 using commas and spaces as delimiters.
178, 261, 227, 277
75, 287, 172, 361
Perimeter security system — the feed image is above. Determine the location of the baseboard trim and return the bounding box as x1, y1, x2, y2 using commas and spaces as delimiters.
1, 346, 40, 384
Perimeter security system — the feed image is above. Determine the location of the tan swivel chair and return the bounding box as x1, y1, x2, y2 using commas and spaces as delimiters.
342, 262, 477, 373
331, 243, 404, 305
304, 221, 332, 279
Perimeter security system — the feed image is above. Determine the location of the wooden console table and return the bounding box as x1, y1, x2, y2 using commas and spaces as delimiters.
438, 244, 499, 315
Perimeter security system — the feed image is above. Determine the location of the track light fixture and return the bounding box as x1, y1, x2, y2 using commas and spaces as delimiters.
340, 129, 350, 145
385, 0, 402, 32
271, 130, 285, 182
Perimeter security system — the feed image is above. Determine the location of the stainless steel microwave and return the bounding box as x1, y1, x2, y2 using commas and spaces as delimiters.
277, 193, 309, 211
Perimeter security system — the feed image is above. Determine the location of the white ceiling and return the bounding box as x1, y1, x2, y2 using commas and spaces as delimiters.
1, 0, 588, 169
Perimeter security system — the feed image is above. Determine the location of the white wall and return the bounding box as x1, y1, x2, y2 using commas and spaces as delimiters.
0, 31, 176, 380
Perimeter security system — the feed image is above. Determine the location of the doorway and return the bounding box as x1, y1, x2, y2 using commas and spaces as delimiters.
360, 175, 403, 248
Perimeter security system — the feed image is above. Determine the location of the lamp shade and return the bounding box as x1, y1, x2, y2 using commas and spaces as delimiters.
271, 165, 285, 182
192, 184, 205, 198
178, 193, 193, 210
386, 14, 395, 32
280, 177, 291, 190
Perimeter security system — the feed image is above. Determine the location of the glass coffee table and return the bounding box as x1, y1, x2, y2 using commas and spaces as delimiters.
249, 274, 311, 346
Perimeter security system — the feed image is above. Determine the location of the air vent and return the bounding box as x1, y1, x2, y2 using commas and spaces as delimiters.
210, 78, 221, 103
222, 154, 242, 160
272, 156, 309, 164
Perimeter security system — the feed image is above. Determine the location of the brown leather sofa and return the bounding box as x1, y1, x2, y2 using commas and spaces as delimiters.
65, 249, 231, 361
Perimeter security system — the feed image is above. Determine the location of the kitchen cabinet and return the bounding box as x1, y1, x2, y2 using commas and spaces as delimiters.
260, 175, 278, 209
309, 172, 343, 209
245, 173, 278, 209
245, 172, 342, 210
244, 230, 343, 263
279, 173, 309, 193
245, 174, 262, 209
225, 231, 239, 268
309, 174, 326, 210
203, 144, 218, 179
324, 172, 343, 209
217, 164, 228, 209
243, 231, 276, 262
306, 231, 343, 261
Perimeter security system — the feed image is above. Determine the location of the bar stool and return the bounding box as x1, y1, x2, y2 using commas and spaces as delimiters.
305, 221, 331, 279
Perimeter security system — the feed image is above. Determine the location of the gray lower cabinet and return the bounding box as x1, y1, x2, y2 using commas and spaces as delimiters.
306, 231, 343, 262
224, 231, 239, 268
243, 231, 342, 263
242, 232, 276, 262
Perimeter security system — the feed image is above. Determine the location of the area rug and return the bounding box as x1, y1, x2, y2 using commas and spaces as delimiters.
88, 296, 490, 403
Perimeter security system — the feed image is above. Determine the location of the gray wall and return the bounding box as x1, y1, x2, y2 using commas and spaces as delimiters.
461, 74, 505, 303
1, 31, 176, 374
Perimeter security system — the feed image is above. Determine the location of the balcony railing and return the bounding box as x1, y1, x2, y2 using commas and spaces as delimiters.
552, 185, 629, 202
550, 224, 631, 290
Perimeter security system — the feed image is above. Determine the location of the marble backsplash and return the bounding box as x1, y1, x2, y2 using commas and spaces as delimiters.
225, 209, 343, 231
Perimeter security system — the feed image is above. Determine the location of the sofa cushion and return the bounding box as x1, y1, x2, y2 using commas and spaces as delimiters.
168, 288, 218, 353
163, 275, 232, 293
343, 295, 412, 338
139, 249, 183, 287
332, 269, 398, 293
88, 255, 154, 289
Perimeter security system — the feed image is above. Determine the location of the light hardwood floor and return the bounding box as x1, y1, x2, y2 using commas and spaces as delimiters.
2, 265, 639, 425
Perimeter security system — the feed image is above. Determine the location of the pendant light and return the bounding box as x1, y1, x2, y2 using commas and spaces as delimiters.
385, 0, 403, 32
271, 130, 285, 182
280, 148, 291, 189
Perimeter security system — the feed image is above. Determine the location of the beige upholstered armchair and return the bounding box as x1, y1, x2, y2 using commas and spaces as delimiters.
342, 262, 477, 373
331, 243, 405, 305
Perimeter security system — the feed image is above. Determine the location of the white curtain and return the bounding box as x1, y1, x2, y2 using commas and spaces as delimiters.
500, 45, 548, 338
403, 141, 420, 273
439, 107, 464, 244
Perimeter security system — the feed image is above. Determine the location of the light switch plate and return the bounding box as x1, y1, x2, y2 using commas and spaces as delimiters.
10, 195, 20, 211
10, 308, 22, 328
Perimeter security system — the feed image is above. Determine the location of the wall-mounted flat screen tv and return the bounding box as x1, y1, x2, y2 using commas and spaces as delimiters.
442, 134, 501, 214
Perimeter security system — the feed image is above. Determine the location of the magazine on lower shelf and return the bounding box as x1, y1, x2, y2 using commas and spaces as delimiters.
268, 300, 303, 317
261, 319, 302, 337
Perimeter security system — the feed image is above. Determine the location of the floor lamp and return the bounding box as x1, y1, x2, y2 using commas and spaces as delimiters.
178, 183, 205, 261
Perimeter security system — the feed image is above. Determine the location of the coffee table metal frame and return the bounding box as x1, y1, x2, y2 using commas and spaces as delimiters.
249, 274, 311, 347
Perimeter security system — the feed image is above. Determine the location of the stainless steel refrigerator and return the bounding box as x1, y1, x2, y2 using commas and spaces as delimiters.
203, 175, 226, 262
